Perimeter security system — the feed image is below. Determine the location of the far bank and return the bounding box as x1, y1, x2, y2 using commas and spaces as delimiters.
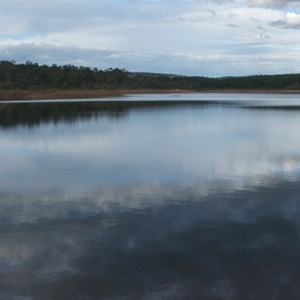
1, 88, 300, 101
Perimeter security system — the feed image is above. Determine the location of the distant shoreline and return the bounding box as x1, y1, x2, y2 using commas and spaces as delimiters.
1, 88, 300, 101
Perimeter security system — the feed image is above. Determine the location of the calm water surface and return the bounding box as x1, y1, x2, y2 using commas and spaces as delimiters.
1, 93, 300, 299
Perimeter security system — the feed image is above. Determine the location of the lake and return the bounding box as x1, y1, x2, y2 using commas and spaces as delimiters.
1, 93, 300, 299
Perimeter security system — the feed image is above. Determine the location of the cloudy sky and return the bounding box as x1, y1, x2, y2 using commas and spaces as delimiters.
1, 0, 300, 76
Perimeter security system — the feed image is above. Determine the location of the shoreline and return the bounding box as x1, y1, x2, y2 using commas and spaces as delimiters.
1, 88, 300, 101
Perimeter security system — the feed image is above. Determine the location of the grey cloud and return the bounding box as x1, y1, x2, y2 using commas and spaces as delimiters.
271, 19, 300, 29
246, 0, 300, 8
227, 23, 240, 27
257, 25, 266, 30
206, 8, 217, 16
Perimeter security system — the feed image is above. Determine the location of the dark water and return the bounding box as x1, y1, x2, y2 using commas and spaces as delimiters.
1, 93, 300, 299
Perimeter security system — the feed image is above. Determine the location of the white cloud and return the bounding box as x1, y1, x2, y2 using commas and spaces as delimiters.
285, 12, 300, 25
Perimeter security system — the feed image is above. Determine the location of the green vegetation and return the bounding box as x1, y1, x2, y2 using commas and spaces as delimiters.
1, 60, 300, 90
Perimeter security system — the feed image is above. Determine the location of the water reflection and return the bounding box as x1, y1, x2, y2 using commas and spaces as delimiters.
1, 95, 300, 299
0, 100, 225, 128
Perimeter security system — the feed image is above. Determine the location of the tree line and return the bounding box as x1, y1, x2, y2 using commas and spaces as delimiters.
1, 60, 300, 90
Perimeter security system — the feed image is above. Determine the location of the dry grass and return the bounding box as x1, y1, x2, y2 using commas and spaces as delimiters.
0, 88, 300, 101
0, 89, 197, 101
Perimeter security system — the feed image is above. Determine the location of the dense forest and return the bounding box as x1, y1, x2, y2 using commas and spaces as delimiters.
1, 60, 300, 90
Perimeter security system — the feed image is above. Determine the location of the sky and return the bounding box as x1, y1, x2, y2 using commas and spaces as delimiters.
1, 0, 300, 76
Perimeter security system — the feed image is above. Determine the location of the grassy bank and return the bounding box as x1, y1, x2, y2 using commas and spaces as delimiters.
0, 89, 198, 101
1, 88, 300, 101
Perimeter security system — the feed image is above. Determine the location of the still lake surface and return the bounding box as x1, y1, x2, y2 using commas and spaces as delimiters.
1, 93, 300, 299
